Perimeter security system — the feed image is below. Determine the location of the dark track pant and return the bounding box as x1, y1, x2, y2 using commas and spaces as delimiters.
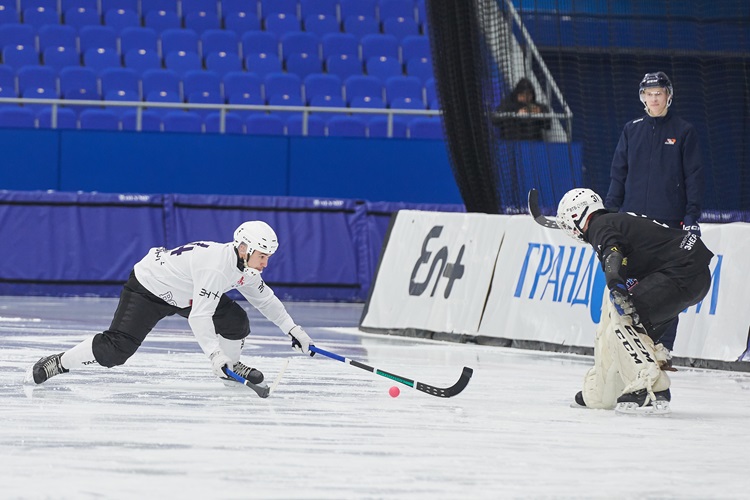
92, 271, 249, 367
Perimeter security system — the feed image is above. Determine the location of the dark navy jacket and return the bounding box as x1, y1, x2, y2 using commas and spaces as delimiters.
605, 112, 703, 225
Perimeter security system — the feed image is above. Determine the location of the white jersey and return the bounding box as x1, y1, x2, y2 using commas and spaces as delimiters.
133, 241, 296, 357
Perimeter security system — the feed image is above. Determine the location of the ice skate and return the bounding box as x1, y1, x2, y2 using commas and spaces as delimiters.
228, 361, 264, 384
615, 388, 671, 416
27, 353, 69, 385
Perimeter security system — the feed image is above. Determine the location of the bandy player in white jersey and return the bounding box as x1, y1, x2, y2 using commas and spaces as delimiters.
27, 221, 315, 385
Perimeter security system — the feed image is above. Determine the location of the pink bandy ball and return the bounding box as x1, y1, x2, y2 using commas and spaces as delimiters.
389, 386, 400, 398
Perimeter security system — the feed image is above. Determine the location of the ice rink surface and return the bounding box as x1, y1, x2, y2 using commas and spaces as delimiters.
2, 296, 749, 500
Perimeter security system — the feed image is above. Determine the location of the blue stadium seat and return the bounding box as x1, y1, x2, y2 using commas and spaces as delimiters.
245, 113, 285, 135
186, 91, 222, 118
124, 48, 162, 74
163, 111, 203, 132
183, 69, 221, 98
38, 25, 78, 53
365, 56, 402, 81
121, 27, 160, 55
103, 8, 141, 33
382, 16, 419, 41
348, 94, 385, 120
361, 33, 400, 61
264, 12, 302, 36
325, 54, 361, 80
63, 6, 101, 30
0, 65, 16, 94
401, 35, 429, 61
142, 0, 178, 15
227, 90, 265, 117
83, 47, 120, 71
344, 74, 383, 103
185, 10, 221, 36
3, 45, 40, 70
61, 0, 97, 11
22, 6, 59, 28
286, 53, 322, 79
389, 96, 423, 109
142, 68, 181, 99
145, 9, 181, 32
205, 51, 242, 77
300, 0, 339, 18
321, 32, 359, 59
340, 0, 377, 19
304, 14, 341, 37
245, 52, 283, 77
264, 72, 302, 102
267, 92, 303, 107
100, 67, 140, 97
79, 26, 119, 53
404, 56, 432, 83
223, 11, 261, 33
164, 51, 201, 77
285, 113, 325, 136
204, 112, 244, 134
182, 0, 218, 16
104, 89, 141, 118
145, 89, 182, 117
326, 115, 367, 136
201, 29, 240, 57
223, 71, 263, 101
101, 0, 138, 14
309, 93, 345, 110
37, 106, 78, 128
260, 0, 299, 18
342, 15, 379, 39
304, 73, 342, 104
384, 74, 422, 106
60, 66, 99, 100
0, 106, 37, 128
409, 116, 443, 139
18, 66, 58, 96
43, 46, 81, 71
161, 29, 201, 59
20, 0, 58, 10
378, 0, 416, 21
368, 114, 408, 138
0, 4, 19, 24
241, 31, 279, 57
0, 24, 35, 50
121, 109, 162, 131
79, 108, 120, 130
416, 0, 426, 26
281, 31, 320, 61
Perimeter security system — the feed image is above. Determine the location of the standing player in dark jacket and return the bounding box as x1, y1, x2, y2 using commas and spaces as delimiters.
605, 71, 704, 354
556, 188, 713, 414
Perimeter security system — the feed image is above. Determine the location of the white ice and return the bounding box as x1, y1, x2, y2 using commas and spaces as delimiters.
1, 296, 749, 499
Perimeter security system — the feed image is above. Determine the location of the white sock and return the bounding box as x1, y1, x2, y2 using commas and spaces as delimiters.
218, 337, 244, 364
61, 337, 97, 370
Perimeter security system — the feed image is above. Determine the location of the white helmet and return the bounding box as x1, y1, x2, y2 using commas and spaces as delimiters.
556, 189, 605, 241
234, 221, 278, 256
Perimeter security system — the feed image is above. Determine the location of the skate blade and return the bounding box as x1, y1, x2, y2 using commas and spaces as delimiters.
615, 400, 671, 416
22, 365, 36, 385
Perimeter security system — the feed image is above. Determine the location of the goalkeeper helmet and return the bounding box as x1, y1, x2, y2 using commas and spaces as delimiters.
234, 221, 278, 256
556, 189, 605, 242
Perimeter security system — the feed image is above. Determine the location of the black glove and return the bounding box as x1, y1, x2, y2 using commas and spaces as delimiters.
609, 283, 640, 324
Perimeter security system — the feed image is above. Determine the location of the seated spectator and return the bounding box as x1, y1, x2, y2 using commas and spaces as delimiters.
495, 77, 550, 141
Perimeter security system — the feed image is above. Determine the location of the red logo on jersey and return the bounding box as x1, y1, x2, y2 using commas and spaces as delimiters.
236, 276, 245, 286
664, 138, 676, 145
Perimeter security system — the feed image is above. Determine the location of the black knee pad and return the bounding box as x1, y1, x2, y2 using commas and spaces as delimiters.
214, 300, 250, 340
92, 331, 141, 368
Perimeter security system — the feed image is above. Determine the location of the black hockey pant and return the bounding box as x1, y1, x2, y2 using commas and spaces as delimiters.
92, 271, 250, 368
629, 265, 711, 344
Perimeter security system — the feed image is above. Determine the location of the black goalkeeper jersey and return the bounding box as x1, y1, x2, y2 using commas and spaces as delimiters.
584, 212, 714, 280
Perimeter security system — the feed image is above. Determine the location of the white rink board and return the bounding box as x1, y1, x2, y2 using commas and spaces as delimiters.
360, 210, 507, 334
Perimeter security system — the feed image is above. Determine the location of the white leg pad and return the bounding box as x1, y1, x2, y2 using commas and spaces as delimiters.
218, 336, 245, 364
582, 302, 624, 409
60, 337, 97, 370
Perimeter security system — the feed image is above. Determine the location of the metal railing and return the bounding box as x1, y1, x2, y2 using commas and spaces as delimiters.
0, 97, 442, 137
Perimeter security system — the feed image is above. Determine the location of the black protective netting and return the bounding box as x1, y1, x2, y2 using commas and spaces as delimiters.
427, 0, 750, 220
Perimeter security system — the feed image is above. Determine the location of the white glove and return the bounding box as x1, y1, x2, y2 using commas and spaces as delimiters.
209, 349, 233, 378
288, 325, 315, 357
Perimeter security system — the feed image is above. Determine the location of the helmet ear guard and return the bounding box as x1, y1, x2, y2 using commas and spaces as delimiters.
556, 189, 605, 241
